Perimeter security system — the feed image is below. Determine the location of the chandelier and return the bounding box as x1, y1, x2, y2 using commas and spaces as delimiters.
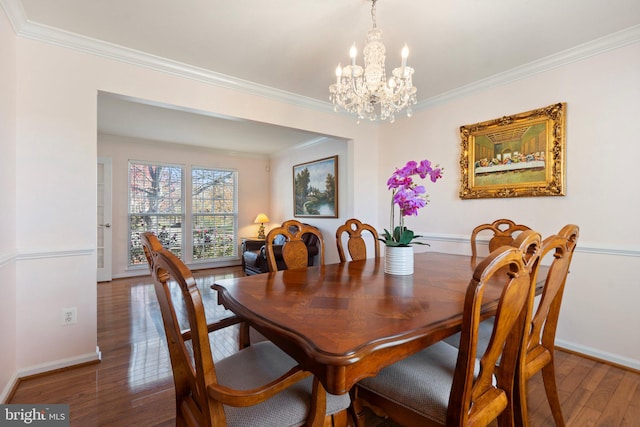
329, 0, 417, 123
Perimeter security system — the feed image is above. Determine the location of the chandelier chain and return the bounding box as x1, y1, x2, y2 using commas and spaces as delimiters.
371, 0, 377, 28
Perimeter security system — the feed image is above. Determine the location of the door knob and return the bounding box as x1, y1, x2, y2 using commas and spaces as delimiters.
99, 223, 112, 228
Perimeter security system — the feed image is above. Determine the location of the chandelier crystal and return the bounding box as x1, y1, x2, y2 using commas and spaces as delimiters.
329, 0, 417, 123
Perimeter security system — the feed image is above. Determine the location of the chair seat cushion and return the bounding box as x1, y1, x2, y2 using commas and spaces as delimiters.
358, 341, 462, 425
217, 341, 350, 427
242, 250, 261, 265
443, 317, 494, 360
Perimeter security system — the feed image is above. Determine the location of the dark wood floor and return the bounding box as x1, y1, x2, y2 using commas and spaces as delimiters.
9, 267, 640, 426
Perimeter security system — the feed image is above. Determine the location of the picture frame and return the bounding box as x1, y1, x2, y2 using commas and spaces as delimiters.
459, 103, 566, 199
293, 156, 338, 218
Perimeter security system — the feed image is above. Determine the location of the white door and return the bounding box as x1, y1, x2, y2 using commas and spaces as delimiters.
97, 157, 113, 282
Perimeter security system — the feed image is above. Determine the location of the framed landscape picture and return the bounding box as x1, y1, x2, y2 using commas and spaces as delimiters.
459, 103, 566, 199
293, 156, 338, 218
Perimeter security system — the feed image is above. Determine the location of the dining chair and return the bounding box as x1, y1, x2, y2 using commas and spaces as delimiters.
514, 224, 579, 427
352, 245, 534, 427
265, 220, 325, 272
140, 233, 350, 427
446, 225, 579, 426
335, 218, 380, 262
141, 232, 257, 349
471, 219, 531, 267
445, 229, 543, 352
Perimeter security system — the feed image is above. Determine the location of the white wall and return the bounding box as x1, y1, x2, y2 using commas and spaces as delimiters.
4, 5, 639, 400
375, 42, 640, 368
97, 133, 273, 278
0, 6, 18, 402
14, 38, 99, 373
7, 28, 378, 395
269, 138, 350, 265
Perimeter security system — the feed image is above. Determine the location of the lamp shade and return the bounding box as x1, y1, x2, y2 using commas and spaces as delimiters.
254, 213, 270, 224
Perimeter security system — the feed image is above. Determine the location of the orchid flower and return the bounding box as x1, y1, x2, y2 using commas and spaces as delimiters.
380, 159, 443, 246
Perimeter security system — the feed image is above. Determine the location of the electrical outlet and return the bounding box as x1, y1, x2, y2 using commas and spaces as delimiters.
62, 307, 77, 325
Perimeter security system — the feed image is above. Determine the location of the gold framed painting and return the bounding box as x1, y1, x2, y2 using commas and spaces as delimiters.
293, 155, 338, 218
459, 103, 566, 199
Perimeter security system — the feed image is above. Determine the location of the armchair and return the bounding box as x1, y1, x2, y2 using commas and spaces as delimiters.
241, 222, 321, 275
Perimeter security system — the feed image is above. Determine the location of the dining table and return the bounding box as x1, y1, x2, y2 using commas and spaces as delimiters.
212, 251, 545, 397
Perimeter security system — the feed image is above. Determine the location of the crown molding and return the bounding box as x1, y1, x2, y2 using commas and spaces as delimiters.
2, 0, 638, 116
1, 0, 333, 113
415, 24, 640, 111
0, 0, 26, 31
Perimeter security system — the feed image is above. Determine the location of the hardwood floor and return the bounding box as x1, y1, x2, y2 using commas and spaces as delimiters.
10, 267, 243, 427
9, 267, 640, 426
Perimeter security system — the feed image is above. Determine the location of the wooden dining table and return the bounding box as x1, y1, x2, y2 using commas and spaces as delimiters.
212, 252, 544, 397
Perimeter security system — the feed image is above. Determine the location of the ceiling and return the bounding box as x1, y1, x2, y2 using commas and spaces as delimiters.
96, 93, 335, 156
7, 0, 640, 155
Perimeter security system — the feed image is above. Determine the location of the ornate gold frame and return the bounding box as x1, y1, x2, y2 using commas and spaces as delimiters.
459, 103, 566, 199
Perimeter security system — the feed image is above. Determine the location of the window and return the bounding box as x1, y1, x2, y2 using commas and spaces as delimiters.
127, 162, 238, 267
192, 168, 237, 261
129, 162, 184, 266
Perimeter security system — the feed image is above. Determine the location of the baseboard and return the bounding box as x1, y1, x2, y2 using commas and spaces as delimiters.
0, 372, 19, 404
15, 347, 102, 382
113, 260, 242, 279
1, 349, 101, 403
17, 350, 102, 379
555, 339, 640, 373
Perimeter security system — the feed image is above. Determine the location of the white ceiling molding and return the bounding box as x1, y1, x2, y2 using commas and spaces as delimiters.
1, 0, 333, 113
0, 0, 26, 30
414, 24, 640, 112
2, 0, 639, 119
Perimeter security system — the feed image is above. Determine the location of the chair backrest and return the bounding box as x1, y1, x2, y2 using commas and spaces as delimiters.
448, 245, 535, 426
470, 219, 531, 267
142, 232, 341, 426
523, 224, 579, 379
265, 220, 325, 272
511, 229, 543, 272
141, 232, 223, 425
335, 218, 380, 262
141, 231, 164, 272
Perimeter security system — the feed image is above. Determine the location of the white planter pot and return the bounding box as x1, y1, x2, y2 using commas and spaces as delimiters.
384, 245, 414, 275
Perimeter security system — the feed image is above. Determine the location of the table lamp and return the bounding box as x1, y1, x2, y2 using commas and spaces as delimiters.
254, 213, 270, 239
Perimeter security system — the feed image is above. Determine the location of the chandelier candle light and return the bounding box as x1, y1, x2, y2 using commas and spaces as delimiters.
329, 0, 417, 123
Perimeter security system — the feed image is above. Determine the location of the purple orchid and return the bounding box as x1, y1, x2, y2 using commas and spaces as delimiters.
382, 159, 444, 246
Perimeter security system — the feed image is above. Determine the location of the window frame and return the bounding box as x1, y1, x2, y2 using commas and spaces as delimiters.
190, 166, 239, 263
127, 161, 239, 268
127, 160, 185, 267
